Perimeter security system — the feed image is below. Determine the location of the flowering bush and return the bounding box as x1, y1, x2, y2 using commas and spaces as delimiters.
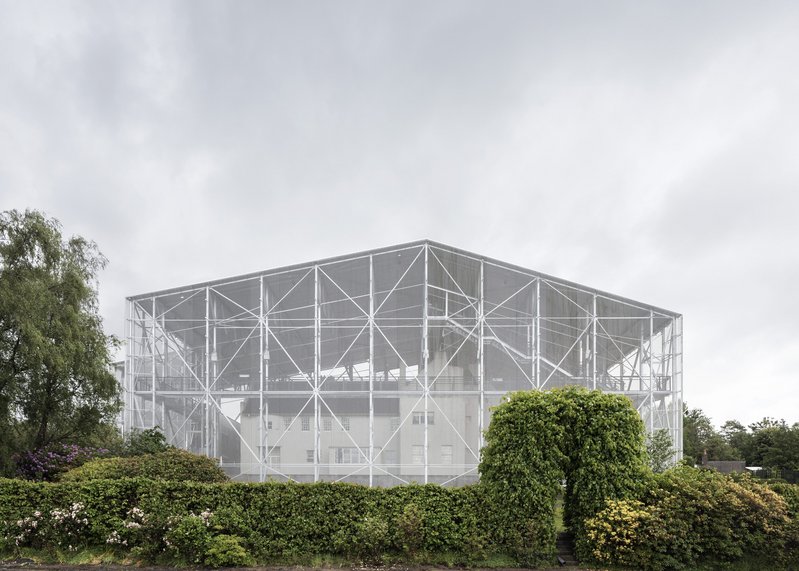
582, 499, 650, 567
164, 511, 213, 564
14, 444, 108, 481
580, 467, 798, 570
0, 477, 492, 566
7, 503, 90, 553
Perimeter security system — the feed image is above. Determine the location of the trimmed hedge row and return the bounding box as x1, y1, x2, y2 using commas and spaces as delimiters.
0, 478, 495, 566
60, 449, 228, 483
580, 467, 799, 570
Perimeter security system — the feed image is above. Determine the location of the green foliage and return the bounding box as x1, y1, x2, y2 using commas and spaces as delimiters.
0, 209, 120, 475
61, 449, 228, 483
0, 478, 493, 566
478, 387, 649, 566
581, 466, 798, 570
204, 534, 254, 568
343, 515, 389, 563
687, 408, 799, 472
647, 428, 675, 473
682, 405, 737, 465
771, 482, 799, 517
396, 502, 424, 557
747, 419, 799, 471
123, 427, 171, 456
164, 513, 212, 565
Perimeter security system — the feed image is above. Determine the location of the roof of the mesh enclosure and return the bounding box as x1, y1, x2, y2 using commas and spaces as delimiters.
127, 239, 680, 317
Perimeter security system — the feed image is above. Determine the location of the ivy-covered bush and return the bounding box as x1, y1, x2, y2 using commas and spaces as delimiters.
478, 387, 649, 566
581, 466, 799, 570
771, 482, 799, 517
0, 478, 494, 566
14, 444, 109, 482
60, 448, 228, 483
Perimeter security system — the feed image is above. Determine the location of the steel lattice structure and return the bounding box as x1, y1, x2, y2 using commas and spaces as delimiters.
125, 240, 682, 485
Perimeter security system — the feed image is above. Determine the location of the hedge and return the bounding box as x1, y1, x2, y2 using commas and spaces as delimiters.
478, 387, 649, 566
771, 482, 799, 517
60, 449, 228, 483
0, 478, 495, 567
580, 467, 799, 570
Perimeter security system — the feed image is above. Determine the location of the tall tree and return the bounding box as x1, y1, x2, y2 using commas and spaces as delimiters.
682, 405, 737, 465
747, 418, 799, 471
646, 428, 674, 473
0, 209, 120, 474
720, 419, 753, 461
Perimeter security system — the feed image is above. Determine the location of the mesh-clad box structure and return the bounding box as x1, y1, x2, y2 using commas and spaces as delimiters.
125, 240, 682, 486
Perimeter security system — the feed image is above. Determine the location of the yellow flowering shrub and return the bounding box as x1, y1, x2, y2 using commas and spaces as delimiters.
581, 467, 798, 570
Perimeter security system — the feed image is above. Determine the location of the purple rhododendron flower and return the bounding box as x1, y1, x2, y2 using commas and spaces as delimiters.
13, 444, 110, 481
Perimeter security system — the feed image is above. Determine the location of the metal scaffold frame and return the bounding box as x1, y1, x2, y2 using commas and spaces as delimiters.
125, 240, 683, 485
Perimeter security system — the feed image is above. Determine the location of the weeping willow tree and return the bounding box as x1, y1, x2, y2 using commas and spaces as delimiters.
0, 209, 120, 474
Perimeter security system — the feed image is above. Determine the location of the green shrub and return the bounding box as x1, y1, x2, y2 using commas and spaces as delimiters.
165, 514, 212, 565
335, 515, 388, 564
581, 466, 797, 570
478, 387, 649, 566
204, 534, 254, 567
0, 478, 492, 565
123, 427, 171, 456
61, 448, 228, 483
396, 502, 424, 557
771, 482, 799, 517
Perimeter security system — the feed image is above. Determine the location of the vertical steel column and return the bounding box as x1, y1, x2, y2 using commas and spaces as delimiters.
478, 259, 485, 453
263, 285, 270, 481
204, 287, 210, 457
259, 276, 264, 482
422, 244, 429, 484
211, 300, 217, 458
592, 294, 597, 390
369, 255, 374, 487
671, 317, 685, 460
535, 279, 541, 390
314, 265, 320, 482
125, 300, 132, 436
151, 297, 156, 428
649, 310, 655, 434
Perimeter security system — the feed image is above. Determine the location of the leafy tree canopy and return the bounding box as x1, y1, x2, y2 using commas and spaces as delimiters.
646, 428, 674, 473
0, 209, 120, 474
684, 404, 799, 473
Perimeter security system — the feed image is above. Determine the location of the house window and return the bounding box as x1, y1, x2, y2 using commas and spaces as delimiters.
306, 449, 314, 463
259, 446, 280, 466
301, 416, 311, 431
412, 411, 434, 425
390, 416, 401, 431
283, 416, 291, 430
341, 416, 351, 431
441, 445, 453, 465
412, 445, 424, 465
267, 419, 273, 430
333, 447, 365, 464
323, 417, 332, 431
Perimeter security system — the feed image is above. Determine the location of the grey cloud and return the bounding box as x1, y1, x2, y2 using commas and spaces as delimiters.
1, 0, 798, 425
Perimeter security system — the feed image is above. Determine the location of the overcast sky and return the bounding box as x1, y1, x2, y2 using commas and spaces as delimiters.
2, 1, 798, 428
